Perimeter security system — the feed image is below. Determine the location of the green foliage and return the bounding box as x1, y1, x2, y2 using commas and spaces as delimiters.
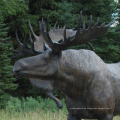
6, 96, 67, 113
68, 0, 119, 63
0, 0, 119, 105
6, 97, 21, 112
0, 0, 36, 37
0, 0, 28, 17
14, 77, 41, 97
93, 28, 120, 63
29, 0, 78, 28
0, 11, 17, 107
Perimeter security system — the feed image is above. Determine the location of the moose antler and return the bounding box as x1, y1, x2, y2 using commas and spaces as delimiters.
40, 11, 113, 53
29, 19, 77, 50
13, 32, 42, 58
29, 18, 94, 53
29, 20, 45, 51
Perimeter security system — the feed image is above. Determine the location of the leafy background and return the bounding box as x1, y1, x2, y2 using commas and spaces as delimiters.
0, 0, 120, 108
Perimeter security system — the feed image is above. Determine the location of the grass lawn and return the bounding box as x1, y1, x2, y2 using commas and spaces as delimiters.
0, 109, 67, 120
0, 109, 120, 120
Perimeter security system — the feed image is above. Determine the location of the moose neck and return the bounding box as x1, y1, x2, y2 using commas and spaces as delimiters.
55, 49, 106, 99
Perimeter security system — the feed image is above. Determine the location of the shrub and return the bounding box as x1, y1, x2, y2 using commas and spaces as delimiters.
5, 96, 67, 113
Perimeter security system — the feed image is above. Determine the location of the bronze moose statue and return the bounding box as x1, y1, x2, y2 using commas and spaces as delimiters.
13, 15, 93, 109
12, 11, 119, 120
13, 20, 81, 109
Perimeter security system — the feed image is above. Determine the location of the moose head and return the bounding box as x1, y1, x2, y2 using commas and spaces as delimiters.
12, 12, 94, 109
13, 11, 117, 120
12, 13, 82, 109
13, 11, 111, 79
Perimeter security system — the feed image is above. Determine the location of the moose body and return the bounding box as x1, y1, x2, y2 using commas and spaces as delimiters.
12, 11, 117, 120
13, 49, 120, 120
56, 49, 120, 120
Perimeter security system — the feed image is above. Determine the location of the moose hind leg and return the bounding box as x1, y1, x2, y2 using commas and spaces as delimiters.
67, 113, 81, 120
46, 92, 63, 109
99, 114, 113, 120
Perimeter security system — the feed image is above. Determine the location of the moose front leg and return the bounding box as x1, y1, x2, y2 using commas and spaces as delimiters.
67, 113, 81, 120
29, 78, 63, 109
98, 114, 113, 120
46, 92, 63, 109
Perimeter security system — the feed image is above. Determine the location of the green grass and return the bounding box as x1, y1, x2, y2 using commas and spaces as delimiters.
0, 109, 67, 120
0, 109, 120, 120
1, 96, 120, 120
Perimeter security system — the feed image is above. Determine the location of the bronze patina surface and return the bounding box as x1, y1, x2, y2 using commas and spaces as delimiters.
13, 11, 118, 120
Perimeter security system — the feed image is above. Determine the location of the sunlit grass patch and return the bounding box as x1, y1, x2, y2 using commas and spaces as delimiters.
0, 109, 67, 120
0, 109, 120, 120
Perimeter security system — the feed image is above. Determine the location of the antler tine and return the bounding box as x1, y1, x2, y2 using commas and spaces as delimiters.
28, 19, 38, 41
29, 33, 35, 52
29, 33, 42, 55
75, 11, 82, 39
46, 16, 54, 42
78, 11, 82, 30
29, 33, 34, 46
11, 53, 22, 59
15, 31, 23, 48
94, 17, 100, 27
63, 25, 70, 43
83, 20, 86, 30
87, 42, 94, 51
39, 19, 46, 33
105, 21, 114, 27
57, 25, 59, 29
42, 18, 46, 30
40, 17, 54, 49
13, 50, 19, 53
47, 16, 49, 34
63, 25, 67, 42
29, 32, 33, 43
88, 15, 92, 28
23, 35, 29, 48
42, 18, 44, 22
38, 16, 50, 53
13, 32, 42, 58
53, 21, 58, 31
41, 18, 45, 31
99, 22, 106, 28
40, 12, 112, 53
63, 25, 66, 30
29, 33, 34, 50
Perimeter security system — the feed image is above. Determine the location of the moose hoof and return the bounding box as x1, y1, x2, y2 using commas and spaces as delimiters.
56, 101, 63, 109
